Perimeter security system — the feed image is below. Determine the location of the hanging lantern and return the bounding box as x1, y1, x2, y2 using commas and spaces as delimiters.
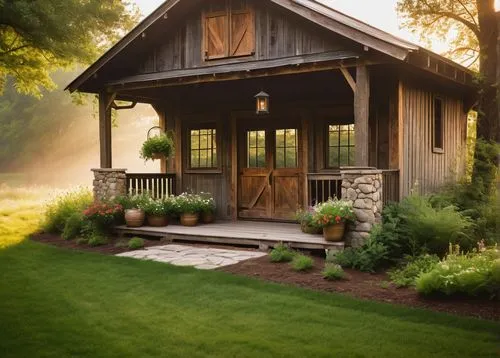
255, 91, 270, 115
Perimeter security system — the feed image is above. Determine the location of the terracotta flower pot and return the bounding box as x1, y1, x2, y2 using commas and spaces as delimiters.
180, 213, 199, 227
201, 212, 215, 224
323, 222, 346, 242
147, 215, 169, 227
124, 209, 145, 228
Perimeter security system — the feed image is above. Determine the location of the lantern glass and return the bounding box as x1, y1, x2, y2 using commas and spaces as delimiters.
255, 91, 270, 114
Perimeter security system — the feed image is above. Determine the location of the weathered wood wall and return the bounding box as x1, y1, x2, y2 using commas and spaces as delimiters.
138, 1, 355, 74
400, 81, 467, 196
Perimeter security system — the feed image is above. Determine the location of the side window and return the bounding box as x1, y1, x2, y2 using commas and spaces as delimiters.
189, 128, 218, 169
327, 124, 355, 168
433, 97, 444, 152
204, 0, 255, 60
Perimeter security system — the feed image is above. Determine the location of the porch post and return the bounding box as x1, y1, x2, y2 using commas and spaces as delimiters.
98, 91, 113, 168
354, 64, 370, 167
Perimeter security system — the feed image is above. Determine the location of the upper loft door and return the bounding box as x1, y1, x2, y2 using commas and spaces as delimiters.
238, 122, 302, 221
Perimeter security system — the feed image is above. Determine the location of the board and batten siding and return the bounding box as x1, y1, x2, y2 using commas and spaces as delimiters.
138, 1, 354, 74
401, 82, 467, 196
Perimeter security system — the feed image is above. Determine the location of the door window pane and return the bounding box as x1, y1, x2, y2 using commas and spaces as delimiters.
247, 130, 266, 168
275, 129, 298, 168
327, 124, 355, 167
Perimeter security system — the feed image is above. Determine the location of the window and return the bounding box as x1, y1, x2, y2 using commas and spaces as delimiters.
327, 124, 355, 168
247, 130, 266, 168
275, 129, 298, 168
189, 128, 218, 169
433, 97, 444, 152
204, 0, 255, 60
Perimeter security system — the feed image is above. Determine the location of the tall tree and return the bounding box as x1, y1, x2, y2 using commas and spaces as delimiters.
0, 0, 139, 97
397, 0, 499, 143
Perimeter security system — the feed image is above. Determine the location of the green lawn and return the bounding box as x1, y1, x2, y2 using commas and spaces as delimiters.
0, 241, 498, 358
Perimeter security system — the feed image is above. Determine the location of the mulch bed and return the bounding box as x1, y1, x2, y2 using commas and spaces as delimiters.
220, 255, 500, 322
31, 233, 499, 321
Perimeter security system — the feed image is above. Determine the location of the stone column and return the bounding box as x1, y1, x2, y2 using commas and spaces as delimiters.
340, 168, 383, 247
92, 169, 127, 202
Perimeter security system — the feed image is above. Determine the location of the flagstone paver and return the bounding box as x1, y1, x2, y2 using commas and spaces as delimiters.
116, 244, 266, 270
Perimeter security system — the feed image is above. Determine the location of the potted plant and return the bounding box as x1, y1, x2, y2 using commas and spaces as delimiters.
295, 207, 321, 235
312, 198, 355, 242
199, 192, 216, 223
140, 133, 174, 162
175, 193, 202, 227
142, 197, 169, 227
116, 194, 148, 227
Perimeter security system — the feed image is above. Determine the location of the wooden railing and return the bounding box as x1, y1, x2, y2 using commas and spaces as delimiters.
381, 170, 400, 205
126, 173, 176, 199
307, 173, 342, 207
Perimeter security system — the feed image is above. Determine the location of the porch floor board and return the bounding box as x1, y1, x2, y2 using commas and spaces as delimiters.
115, 221, 344, 251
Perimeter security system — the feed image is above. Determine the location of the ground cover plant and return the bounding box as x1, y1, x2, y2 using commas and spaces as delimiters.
1, 241, 498, 358
291, 254, 314, 271
322, 264, 346, 281
128, 237, 145, 250
389, 254, 440, 288
269, 243, 295, 262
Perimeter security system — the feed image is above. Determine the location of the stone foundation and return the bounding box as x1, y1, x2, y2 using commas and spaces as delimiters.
92, 169, 127, 202
341, 168, 383, 247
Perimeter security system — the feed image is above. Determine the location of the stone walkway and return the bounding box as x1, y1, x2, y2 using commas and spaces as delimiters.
116, 244, 266, 270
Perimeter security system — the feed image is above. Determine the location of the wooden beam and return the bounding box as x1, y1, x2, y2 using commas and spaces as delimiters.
397, 81, 404, 199
174, 109, 182, 194
340, 66, 357, 93
230, 115, 238, 221
98, 91, 112, 168
354, 64, 370, 167
152, 103, 167, 174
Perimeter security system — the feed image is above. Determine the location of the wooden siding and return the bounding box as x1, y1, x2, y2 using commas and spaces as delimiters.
138, 1, 356, 75
400, 82, 467, 196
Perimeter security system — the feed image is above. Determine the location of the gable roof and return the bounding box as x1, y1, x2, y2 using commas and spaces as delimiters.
66, 0, 471, 93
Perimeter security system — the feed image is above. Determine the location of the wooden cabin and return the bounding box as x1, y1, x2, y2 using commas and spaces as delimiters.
68, 0, 475, 222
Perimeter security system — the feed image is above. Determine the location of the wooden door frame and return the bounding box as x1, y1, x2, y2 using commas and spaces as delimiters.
231, 111, 304, 221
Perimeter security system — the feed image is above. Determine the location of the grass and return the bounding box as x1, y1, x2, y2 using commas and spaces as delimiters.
0, 242, 498, 358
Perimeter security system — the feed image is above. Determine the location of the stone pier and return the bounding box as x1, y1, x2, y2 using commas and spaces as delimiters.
340, 168, 383, 247
92, 168, 127, 202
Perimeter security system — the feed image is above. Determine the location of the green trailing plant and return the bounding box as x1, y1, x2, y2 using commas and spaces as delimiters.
322, 264, 346, 281
388, 254, 440, 288
291, 254, 314, 272
128, 237, 145, 250
61, 213, 85, 241
269, 243, 295, 263
312, 198, 355, 228
140, 134, 174, 162
42, 188, 93, 233
416, 244, 500, 299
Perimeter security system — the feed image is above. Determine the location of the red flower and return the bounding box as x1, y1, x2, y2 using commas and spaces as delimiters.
335, 216, 341, 224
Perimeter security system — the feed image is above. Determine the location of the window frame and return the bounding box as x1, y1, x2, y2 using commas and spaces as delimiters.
203, 0, 255, 61
432, 96, 445, 154
185, 122, 222, 174
325, 120, 356, 169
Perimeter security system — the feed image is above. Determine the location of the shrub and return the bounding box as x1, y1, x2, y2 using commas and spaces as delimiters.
76, 238, 88, 246
128, 237, 145, 250
312, 198, 355, 228
416, 245, 500, 299
333, 237, 389, 273
269, 243, 295, 263
114, 240, 128, 248
61, 213, 85, 241
140, 134, 174, 162
388, 254, 440, 288
322, 264, 346, 280
83, 202, 123, 234
42, 188, 93, 233
291, 254, 314, 271
88, 234, 108, 247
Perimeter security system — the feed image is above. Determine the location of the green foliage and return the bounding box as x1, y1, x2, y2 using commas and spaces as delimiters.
174, 193, 204, 214
322, 264, 346, 281
88, 233, 108, 247
128, 237, 145, 250
416, 245, 500, 299
333, 237, 389, 273
114, 240, 128, 249
61, 213, 85, 241
140, 134, 175, 162
0, 0, 139, 97
291, 254, 314, 272
82, 202, 122, 234
41, 188, 93, 234
76, 238, 88, 246
269, 243, 295, 263
140, 197, 170, 216
389, 255, 440, 288
312, 198, 355, 228
199, 192, 216, 214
